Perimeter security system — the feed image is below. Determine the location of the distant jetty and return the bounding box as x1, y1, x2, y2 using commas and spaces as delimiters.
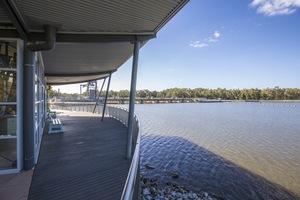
244, 100, 260, 102
52, 98, 225, 104
110, 98, 197, 104
197, 98, 223, 103
111, 98, 224, 104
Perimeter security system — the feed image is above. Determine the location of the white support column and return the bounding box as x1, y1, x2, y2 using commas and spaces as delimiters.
126, 41, 140, 160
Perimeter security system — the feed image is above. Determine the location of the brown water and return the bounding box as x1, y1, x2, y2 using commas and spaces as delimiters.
134, 102, 300, 199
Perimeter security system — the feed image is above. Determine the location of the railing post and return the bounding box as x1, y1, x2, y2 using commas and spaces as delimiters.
126, 41, 140, 160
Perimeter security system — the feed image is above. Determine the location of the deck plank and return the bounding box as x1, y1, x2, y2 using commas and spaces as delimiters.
28, 114, 131, 200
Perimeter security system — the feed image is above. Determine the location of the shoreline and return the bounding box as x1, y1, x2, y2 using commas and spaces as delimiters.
223, 100, 300, 102
140, 176, 223, 200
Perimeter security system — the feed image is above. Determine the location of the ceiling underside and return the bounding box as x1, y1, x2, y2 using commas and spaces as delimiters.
0, 0, 189, 85
40, 41, 134, 85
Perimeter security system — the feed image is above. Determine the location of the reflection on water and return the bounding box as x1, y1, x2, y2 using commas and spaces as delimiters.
134, 102, 300, 199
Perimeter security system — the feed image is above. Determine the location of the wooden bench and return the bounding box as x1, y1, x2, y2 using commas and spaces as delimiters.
47, 111, 57, 122
48, 118, 64, 134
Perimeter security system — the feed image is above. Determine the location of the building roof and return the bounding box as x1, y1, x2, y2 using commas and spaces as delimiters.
0, 0, 189, 85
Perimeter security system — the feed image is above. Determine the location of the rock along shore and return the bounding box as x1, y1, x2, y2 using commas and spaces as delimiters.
140, 176, 224, 200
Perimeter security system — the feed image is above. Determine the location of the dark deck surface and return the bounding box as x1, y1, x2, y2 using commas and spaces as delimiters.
28, 112, 131, 200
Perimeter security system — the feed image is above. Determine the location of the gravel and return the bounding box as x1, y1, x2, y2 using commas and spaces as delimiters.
140, 176, 225, 200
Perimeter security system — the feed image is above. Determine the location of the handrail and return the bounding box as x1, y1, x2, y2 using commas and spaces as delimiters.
120, 115, 140, 200
50, 102, 141, 199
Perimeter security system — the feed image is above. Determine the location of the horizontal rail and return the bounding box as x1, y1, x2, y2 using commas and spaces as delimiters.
120, 115, 140, 200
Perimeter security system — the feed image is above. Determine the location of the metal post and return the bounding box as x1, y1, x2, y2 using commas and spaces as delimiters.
93, 78, 106, 113
23, 47, 35, 170
95, 81, 98, 99
126, 41, 140, 160
87, 82, 89, 97
101, 73, 112, 121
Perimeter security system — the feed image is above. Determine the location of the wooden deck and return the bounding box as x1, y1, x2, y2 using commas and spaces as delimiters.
28, 111, 131, 200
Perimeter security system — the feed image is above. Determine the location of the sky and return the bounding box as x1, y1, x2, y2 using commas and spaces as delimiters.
54, 0, 300, 93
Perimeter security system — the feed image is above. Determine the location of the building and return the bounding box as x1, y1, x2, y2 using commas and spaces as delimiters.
0, 0, 189, 179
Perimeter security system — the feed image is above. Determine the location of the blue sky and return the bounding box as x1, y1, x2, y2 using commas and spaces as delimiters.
55, 0, 300, 93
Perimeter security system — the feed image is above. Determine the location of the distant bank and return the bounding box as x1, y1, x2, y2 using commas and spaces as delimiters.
51, 98, 300, 105
223, 100, 300, 103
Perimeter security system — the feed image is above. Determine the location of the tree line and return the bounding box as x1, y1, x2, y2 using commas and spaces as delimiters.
51, 87, 300, 101
109, 87, 300, 100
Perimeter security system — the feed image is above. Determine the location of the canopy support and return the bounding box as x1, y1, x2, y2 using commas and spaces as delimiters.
101, 73, 112, 121
126, 41, 140, 160
93, 78, 107, 113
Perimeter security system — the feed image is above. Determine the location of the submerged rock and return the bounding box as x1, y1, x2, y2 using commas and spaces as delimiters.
175, 192, 183, 198
169, 172, 180, 179
145, 164, 156, 169
188, 193, 197, 199
143, 188, 151, 195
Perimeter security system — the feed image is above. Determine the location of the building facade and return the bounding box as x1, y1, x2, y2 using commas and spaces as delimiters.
0, 39, 47, 174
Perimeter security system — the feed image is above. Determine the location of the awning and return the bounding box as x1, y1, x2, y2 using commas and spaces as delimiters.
0, 0, 189, 85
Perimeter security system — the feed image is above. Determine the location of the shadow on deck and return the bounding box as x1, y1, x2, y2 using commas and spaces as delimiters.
28, 112, 130, 200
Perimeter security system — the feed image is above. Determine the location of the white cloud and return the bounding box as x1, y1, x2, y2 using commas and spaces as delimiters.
250, 0, 300, 16
214, 31, 221, 38
189, 41, 208, 48
189, 31, 221, 48
206, 38, 219, 43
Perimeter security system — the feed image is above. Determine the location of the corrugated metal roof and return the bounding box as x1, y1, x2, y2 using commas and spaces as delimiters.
0, 0, 189, 85
15, 0, 184, 34
0, 6, 11, 23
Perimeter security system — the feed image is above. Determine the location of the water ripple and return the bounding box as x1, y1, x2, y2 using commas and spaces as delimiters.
135, 103, 300, 199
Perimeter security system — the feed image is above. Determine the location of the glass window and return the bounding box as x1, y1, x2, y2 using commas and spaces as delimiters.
0, 105, 17, 136
35, 103, 39, 126
0, 139, 17, 169
0, 40, 18, 172
35, 60, 39, 77
0, 42, 17, 69
35, 129, 39, 145
0, 71, 17, 102
0, 104, 16, 116
39, 83, 42, 101
35, 81, 38, 101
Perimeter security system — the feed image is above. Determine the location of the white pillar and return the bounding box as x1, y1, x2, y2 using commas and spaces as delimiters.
126, 41, 140, 160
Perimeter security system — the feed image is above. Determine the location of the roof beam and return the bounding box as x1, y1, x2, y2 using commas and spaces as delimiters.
0, 0, 29, 40
45, 70, 116, 77
47, 76, 109, 86
155, 0, 190, 33
0, 29, 20, 38
30, 33, 156, 43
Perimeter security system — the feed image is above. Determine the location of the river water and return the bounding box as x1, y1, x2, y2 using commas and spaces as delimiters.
133, 102, 300, 200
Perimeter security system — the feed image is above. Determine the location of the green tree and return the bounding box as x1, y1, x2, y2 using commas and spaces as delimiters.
119, 90, 130, 98
137, 90, 147, 98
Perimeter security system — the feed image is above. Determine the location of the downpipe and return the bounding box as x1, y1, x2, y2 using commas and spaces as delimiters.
27, 24, 57, 52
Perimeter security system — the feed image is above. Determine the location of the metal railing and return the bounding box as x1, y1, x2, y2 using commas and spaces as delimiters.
50, 102, 140, 199
120, 115, 140, 200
